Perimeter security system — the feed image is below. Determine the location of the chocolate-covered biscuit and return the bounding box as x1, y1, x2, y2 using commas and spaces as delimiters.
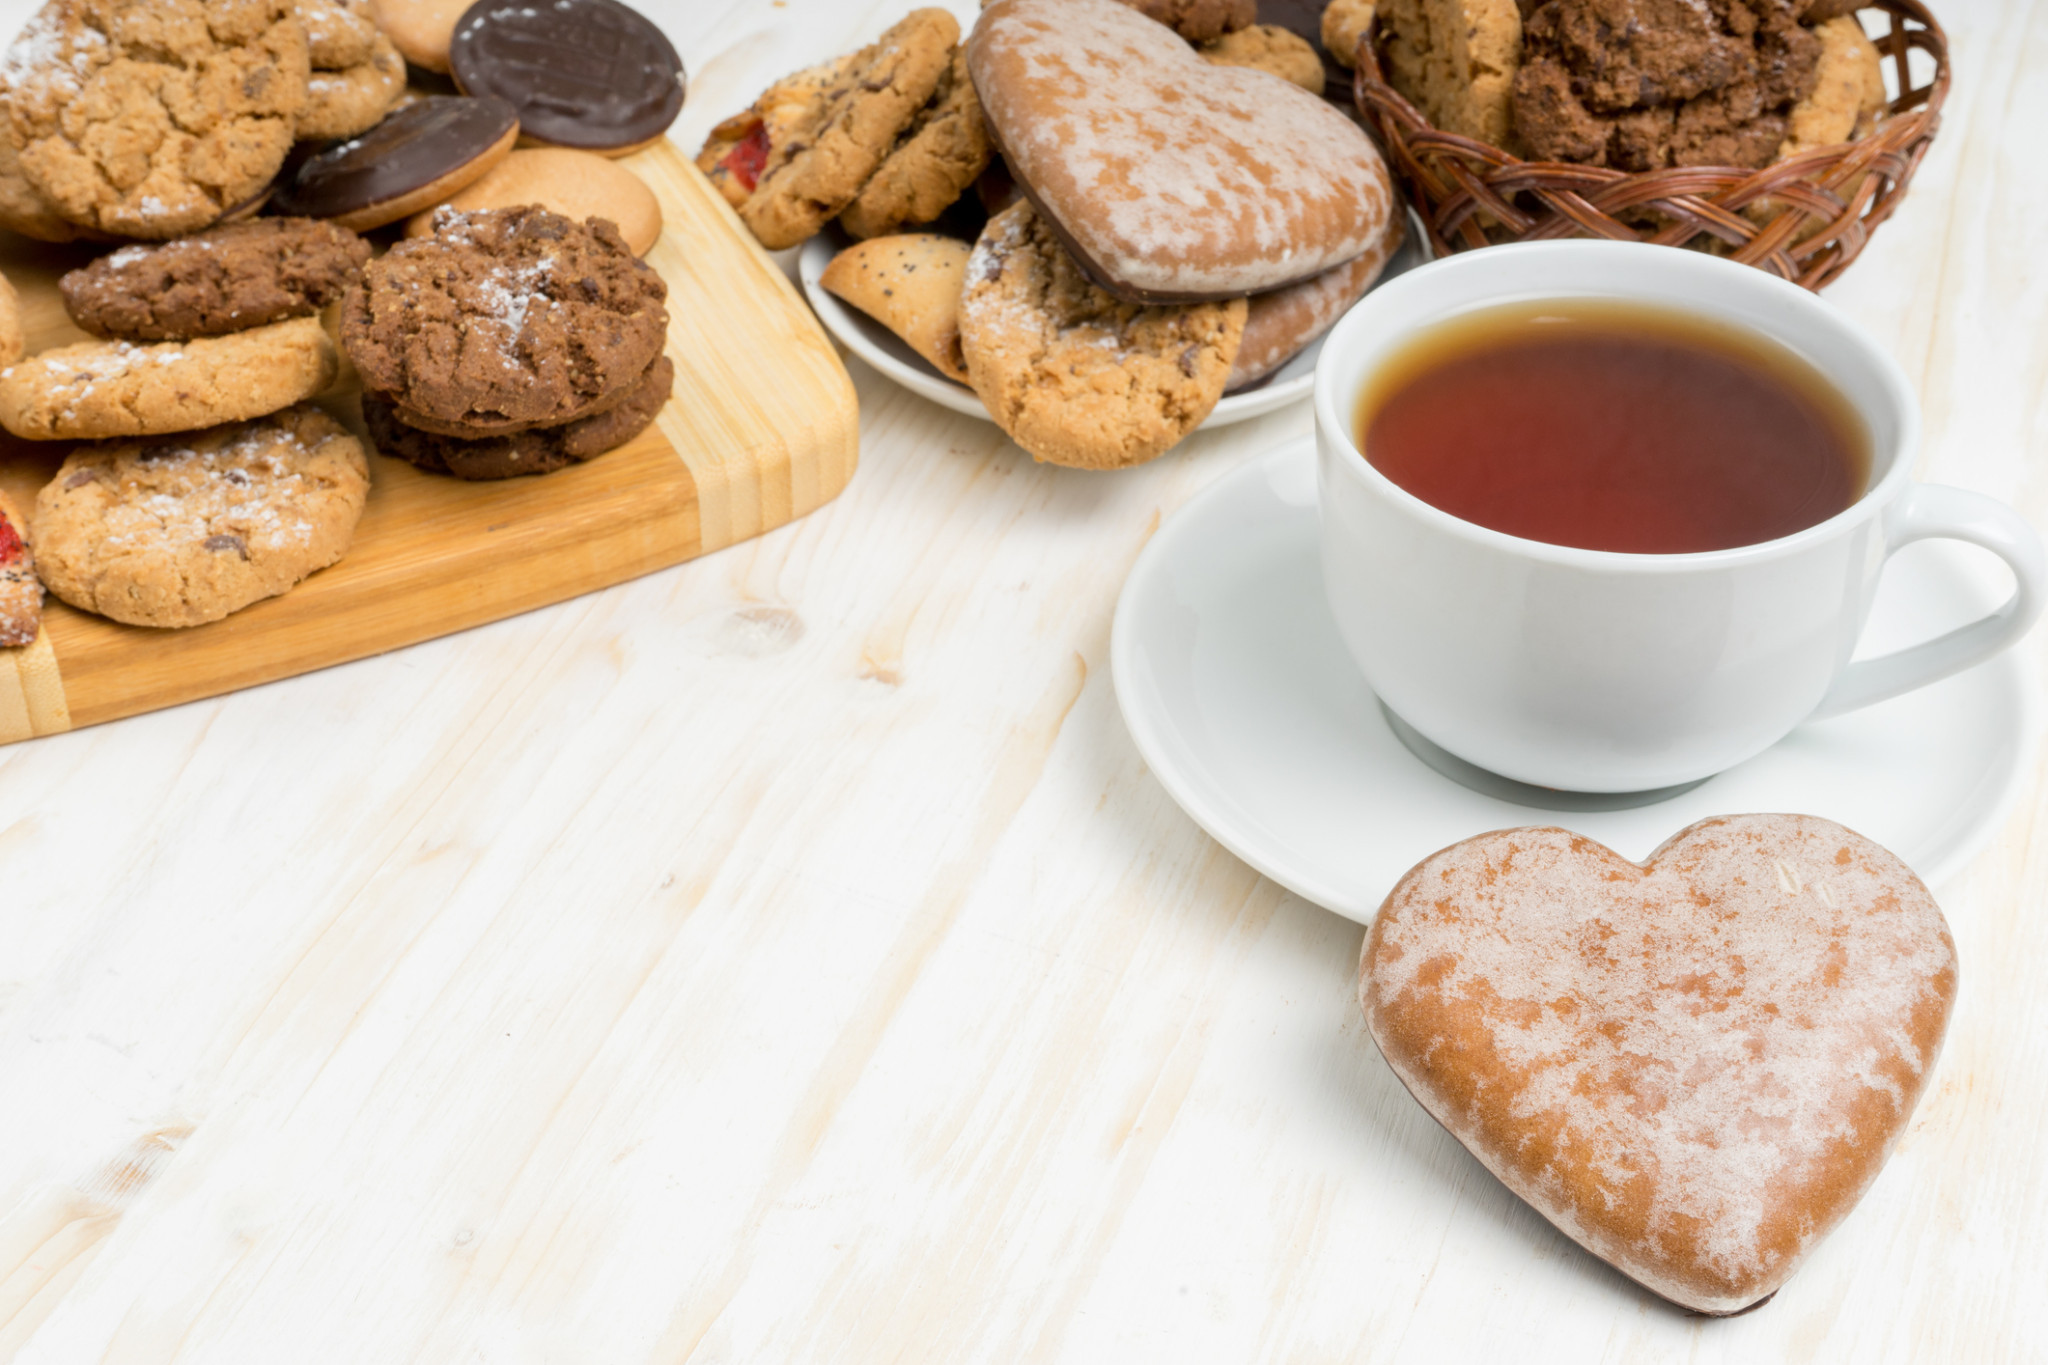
272, 96, 520, 231
61, 219, 370, 341
449, 0, 686, 155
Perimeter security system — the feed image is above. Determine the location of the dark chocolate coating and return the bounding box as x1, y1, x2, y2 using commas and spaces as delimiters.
448, 0, 686, 152
273, 97, 520, 220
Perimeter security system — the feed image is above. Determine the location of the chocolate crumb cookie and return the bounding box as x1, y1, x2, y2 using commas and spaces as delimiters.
31, 404, 370, 628
364, 354, 672, 479
342, 204, 668, 435
3, 0, 311, 239
61, 218, 370, 341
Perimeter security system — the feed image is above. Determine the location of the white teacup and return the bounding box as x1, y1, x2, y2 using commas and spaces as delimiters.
1315, 241, 2046, 793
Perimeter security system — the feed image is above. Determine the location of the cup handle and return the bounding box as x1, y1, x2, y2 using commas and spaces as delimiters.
1811, 484, 2048, 720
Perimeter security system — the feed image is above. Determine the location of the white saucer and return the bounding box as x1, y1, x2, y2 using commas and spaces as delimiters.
1112, 438, 2039, 923
798, 225, 1425, 428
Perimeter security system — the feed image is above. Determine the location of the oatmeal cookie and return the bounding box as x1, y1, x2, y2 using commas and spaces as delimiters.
0, 101, 88, 242
959, 201, 1246, 469
838, 47, 993, 240
342, 204, 669, 435
61, 217, 369, 340
297, 0, 375, 70
31, 404, 369, 627
1199, 24, 1327, 92
1379, 0, 1521, 150
696, 56, 849, 212
1122, 0, 1257, 42
0, 489, 40, 647
1323, 0, 1377, 68
741, 9, 958, 250
0, 268, 21, 364
1778, 13, 1884, 157
300, 30, 404, 140
0, 315, 336, 441
3, 0, 311, 239
364, 354, 672, 480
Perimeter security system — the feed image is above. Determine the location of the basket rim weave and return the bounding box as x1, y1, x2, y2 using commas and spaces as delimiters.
1350, 1, 1951, 291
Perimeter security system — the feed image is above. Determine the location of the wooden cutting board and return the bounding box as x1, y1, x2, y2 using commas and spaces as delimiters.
0, 140, 858, 744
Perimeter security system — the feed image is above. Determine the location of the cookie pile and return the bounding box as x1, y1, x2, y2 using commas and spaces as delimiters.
1328, 0, 1887, 174
722, 0, 1400, 469
342, 205, 673, 481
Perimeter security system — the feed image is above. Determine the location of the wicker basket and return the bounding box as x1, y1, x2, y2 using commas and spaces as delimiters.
1350, 2, 1949, 290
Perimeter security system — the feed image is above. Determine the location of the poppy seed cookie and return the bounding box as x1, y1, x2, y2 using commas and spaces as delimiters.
363, 354, 672, 480
31, 403, 370, 628
959, 201, 1246, 469
341, 204, 668, 435
3, 0, 311, 239
0, 315, 337, 441
61, 218, 370, 341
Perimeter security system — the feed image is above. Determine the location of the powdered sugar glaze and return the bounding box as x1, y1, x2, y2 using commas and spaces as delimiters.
967, 0, 1394, 299
1360, 814, 1957, 1315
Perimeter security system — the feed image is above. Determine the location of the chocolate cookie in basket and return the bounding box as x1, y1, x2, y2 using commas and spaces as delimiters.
1340, 0, 1949, 288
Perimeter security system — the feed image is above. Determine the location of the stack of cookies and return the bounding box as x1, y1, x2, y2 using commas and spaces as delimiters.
721, 0, 1400, 469
0, 217, 372, 628
342, 205, 674, 482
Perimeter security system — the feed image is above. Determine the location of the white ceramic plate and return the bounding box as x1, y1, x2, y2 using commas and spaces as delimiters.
798, 225, 1425, 428
1112, 438, 2039, 923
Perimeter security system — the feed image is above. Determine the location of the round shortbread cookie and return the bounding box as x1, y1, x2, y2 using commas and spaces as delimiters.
31, 403, 370, 628
401, 148, 662, 255
3, 0, 311, 239
368, 0, 469, 74
959, 201, 1246, 469
0, 315, 338, 441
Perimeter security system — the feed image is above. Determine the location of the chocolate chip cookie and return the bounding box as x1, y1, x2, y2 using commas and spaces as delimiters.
61, 218, 369, 340
838, 46, 993, 240
4, 0, 312, 239
364, 354, 672, 479
31, 403, 370, 628
959, 201, 1246, 469
341, 204, 669, 435
740, 8, 958, 250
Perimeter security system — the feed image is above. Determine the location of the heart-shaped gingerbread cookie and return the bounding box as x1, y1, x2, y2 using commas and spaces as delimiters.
967, 0, 1394, 302
1360, 815, 1956, 1315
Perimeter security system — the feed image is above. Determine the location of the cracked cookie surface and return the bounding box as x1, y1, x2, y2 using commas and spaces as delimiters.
342, 204, 669, 435
0, 314, 336, 440
31, 402, 368, 627
959, 201, 1245, 469
61, 217, 369, 340
838, 46, 992, 240
3, 0, 310, 239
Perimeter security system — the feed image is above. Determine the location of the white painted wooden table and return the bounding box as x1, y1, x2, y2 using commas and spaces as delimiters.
3, 2, 2045, 1360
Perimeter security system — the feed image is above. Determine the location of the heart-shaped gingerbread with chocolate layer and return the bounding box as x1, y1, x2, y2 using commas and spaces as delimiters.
1360, 815, 1956, 1315
967, 0, 1394, 302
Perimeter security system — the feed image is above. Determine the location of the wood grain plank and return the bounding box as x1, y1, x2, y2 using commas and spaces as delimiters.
0, 141, 857, 734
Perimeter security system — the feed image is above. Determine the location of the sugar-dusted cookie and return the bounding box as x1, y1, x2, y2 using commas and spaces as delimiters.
4, 0, 311, 239
1229, 214, 1402, 388
0, 487, 40, 647
1379, 0, 1521, 150
301, 30, 406, 140
448, 0, 686, 155
0, 268, 22, 365
838, 47, 993, 240
741, 9, 958, 250
1779, 14, 1885, 158
31, 404, 370, 628
1199, 24, 1327, 93
1360, 815, 1957, 1316
402, 148, 663, 255
0, 316, 337, 441
368, 0, 469, 74
820, 233, 973, 382
61, 219, 370, 341
969, 0, 1396, 301
364, 355, 672, 480
1322, 0, 1377, 68
272, 95, 520, 231
960, 202, 1246, 469
0, 105, 89, 243
343, 204, 668, 435
697, 56, 849, 212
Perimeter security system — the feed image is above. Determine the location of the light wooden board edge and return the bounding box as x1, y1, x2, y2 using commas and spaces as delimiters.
0, 141, 860, 737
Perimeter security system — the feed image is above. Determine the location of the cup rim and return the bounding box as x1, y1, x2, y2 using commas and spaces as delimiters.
1314, 240, 1920, 573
